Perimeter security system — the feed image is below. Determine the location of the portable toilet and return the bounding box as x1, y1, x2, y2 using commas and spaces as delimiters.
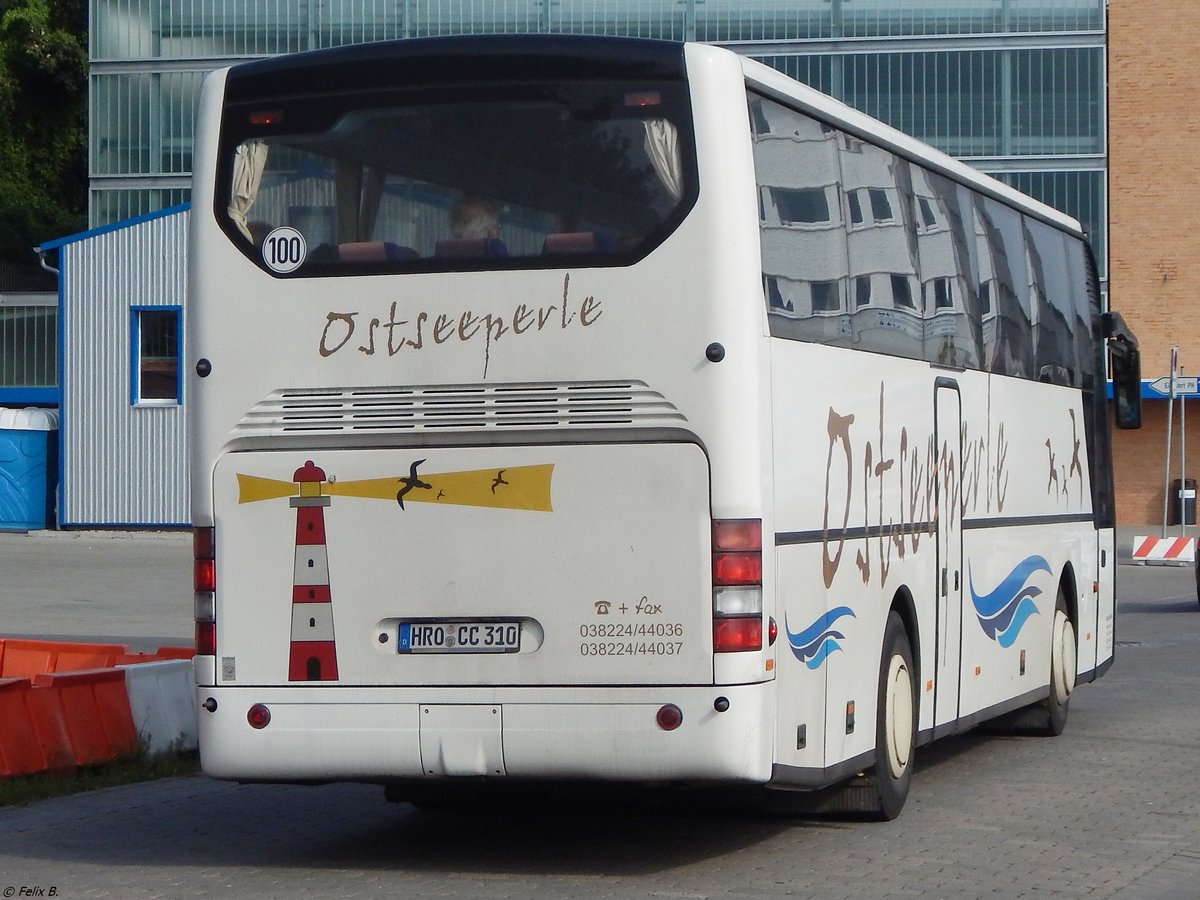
0, 408, 59, 530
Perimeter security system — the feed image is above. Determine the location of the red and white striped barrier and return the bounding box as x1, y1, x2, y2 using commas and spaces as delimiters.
1131, 535, 1197, 564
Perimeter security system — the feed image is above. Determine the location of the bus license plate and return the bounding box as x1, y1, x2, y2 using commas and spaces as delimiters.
398, 621, 521, 654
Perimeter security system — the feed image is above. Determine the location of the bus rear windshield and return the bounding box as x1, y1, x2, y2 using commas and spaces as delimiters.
218, 81, 697, 276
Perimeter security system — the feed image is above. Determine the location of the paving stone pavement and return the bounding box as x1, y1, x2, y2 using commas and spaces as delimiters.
1, 533, 1197, 898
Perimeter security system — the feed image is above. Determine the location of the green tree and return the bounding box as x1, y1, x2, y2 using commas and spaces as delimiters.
0, 0, 87, 262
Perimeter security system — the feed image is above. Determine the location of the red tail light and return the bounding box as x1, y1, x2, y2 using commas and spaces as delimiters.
194, 526, 216, 656
713, 617, 763, 652
713, 552, 762, 585
196, 621, 216, 656
712, 519, 763, 653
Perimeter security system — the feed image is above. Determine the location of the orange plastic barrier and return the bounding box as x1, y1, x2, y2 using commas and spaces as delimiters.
0, 677, 47, 776
0, 639, 127, 678
22, 678, 77, 773
32, 669, 138, 766
0, 639, 193, 677
0, 640, 193, 777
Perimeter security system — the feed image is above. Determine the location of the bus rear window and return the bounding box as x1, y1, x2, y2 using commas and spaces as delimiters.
219, 82, 696, 276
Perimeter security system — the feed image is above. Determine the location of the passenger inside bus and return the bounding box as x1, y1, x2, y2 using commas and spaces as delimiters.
436, 196, 509, 258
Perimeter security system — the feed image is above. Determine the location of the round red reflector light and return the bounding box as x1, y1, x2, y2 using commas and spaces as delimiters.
247, 703, 271, 729
656, 704, 683, 731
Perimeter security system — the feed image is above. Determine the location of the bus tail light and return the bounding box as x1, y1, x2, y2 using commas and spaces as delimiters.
194, 526, 216, 656
712, 519, 762, 653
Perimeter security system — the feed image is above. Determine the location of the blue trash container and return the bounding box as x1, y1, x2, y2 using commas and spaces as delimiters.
0, 408, 59, 530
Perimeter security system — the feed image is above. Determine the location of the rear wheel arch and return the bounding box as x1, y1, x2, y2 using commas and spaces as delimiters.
1057, 561, 1079, 635
888, 586, 921, 689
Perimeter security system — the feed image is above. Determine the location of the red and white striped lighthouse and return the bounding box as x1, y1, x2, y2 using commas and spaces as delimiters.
288, 460, 339, 681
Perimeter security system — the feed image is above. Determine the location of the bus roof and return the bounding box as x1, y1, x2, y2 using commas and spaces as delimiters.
734, 50, 1085, 239
223, 34, 688, 104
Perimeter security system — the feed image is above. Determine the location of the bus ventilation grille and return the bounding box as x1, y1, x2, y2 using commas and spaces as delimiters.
235, 381, 687, 435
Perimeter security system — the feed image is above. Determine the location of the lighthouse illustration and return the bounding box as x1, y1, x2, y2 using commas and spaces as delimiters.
236, 457, 555, 680
288, 460, 339, 681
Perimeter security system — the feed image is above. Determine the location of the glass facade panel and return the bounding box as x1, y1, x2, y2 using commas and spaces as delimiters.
95, 1, 311, 59
1010, 48, 1103, 155
91, 188, 190, 226
758, 48, 1102, 158
990, 170, 1105, 277
92, 71, 203, 176
697, 0, 1103, 41
93, 1, 1106, 61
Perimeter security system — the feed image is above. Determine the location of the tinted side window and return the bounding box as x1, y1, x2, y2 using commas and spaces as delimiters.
1025, 217, 1081, 387
751, 95, 851, 344
749, 91, 1091, 386
912, 169, 982, 369
975, 198, 1034, 378
838, 131, 922, 360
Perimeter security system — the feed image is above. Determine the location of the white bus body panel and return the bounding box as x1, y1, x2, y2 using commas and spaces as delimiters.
769, 341, 1100, 774
197, 684, 775, 782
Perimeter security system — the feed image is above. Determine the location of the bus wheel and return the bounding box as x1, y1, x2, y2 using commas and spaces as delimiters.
1038, 591, 1076, 736
873, 611, 915, 820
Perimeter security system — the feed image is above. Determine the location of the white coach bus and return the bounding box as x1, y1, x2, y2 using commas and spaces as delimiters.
189, 35, 1141, 818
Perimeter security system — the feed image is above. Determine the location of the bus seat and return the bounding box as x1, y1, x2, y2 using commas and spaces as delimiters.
337, 241, 418, 262
541, 232, 610, 254
434, 238, 508, 258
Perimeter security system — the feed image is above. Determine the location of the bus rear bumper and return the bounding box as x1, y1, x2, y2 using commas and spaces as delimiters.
196, 684, 774, 784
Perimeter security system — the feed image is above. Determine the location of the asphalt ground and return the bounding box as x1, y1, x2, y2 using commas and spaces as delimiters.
0, 528, 192, 651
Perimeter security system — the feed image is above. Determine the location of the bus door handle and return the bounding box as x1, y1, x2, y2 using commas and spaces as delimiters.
941, 567, 947, 597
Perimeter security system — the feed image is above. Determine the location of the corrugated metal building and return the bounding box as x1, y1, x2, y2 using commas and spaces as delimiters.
39, 206, 190, 527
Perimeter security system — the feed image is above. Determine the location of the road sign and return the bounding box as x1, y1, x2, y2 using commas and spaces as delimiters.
1149, 376, 1200, 396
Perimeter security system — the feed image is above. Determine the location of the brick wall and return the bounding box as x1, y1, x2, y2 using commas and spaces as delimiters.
1113, 401, 1200, 525
1108, 4, 1200, 523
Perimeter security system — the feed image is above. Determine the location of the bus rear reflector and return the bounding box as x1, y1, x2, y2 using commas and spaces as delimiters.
655, 704, 683, 731
247, 704, 271, 729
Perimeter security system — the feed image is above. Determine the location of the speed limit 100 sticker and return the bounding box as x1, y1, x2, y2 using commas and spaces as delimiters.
262, 226, 307, 274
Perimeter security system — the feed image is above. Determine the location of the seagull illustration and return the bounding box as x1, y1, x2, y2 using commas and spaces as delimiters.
396, 459, 432, 509
491, 470, 509, 494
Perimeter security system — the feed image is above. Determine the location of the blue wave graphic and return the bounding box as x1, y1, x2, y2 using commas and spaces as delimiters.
969, 555, 1051, 647
786, 607, 856, 669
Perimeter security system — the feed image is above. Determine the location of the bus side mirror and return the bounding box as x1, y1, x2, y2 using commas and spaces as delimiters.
1103, 311, 1141, 430
1110, 345, 1141, 430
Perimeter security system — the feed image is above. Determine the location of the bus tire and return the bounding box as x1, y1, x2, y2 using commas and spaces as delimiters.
1037, 590, 1076, 736
872, 610, 916, 820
